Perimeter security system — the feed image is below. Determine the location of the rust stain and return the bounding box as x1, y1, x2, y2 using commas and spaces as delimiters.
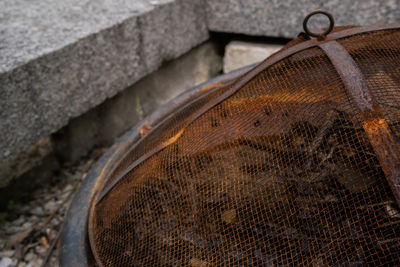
199, 82, 224, 93
139, 124, 152, 137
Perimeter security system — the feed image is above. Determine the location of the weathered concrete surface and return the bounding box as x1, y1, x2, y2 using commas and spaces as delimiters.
0, 40, 220, 188
206, 0, 400, 38
223, 41, 282, 73
0, 40, 220, 187
53, 41, 222, 162
0, 137, 54, 187
0, 0, 208, 165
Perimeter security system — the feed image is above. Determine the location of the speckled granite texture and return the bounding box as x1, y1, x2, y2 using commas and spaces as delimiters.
206, 0, 400, 38
0, 0, 399, 178
0, 0, 208, 164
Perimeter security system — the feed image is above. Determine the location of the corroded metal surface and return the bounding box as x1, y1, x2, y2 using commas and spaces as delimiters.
303, 10, 335, 39
320, 40, 400, 207
95, 22, 400, 205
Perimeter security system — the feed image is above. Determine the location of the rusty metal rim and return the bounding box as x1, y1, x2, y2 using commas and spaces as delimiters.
95, 22, 400, 205
59, 64, 254, 267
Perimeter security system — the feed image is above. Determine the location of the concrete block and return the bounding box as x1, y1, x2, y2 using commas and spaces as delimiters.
223, 41, 283, 73
0, 137, 54, 187
0, 0, 208, 166
206, 0, 400, 38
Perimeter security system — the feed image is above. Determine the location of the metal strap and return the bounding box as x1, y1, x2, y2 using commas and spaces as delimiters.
319, 40, 400, 207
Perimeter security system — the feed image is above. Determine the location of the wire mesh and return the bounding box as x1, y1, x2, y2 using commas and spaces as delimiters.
90, 28, 400, 266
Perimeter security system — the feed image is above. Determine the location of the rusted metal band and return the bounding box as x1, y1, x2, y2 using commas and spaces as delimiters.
319, 40, 400, 207
319, 41, 376, 114
95, 23, 400, 205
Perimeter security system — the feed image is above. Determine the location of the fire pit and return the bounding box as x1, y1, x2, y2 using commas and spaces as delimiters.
59, 63, 253, 266
61, 11, 400, 266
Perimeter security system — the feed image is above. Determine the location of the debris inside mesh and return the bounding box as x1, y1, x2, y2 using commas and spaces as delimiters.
94, 113, 400, 266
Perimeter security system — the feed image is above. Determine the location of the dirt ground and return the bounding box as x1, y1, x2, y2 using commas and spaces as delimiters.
0, 148, 105, 267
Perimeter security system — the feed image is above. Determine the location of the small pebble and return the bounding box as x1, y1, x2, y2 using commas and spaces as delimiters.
44, 200, 57, 212
21, 222, 32, 230
30, 207, 44, 217
385, 204, 400, 218
59, 192, 70, 201
0, 250, 14, 258
26, 258, 43, 267
62, 184, 73, 193
35, 245, 47, 255
0, 257, 12, 267
24, 252, 36, 262
51, 218, 60, 225
28, 216, 38, 222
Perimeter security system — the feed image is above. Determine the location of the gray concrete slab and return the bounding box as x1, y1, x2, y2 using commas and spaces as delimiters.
54, 41, 222, 163
0, 0, 208, 164
206, 0, 400, 38
223, 41, 283, 73
0, 41, 221, 187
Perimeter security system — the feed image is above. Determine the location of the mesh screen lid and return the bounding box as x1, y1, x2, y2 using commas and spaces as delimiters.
89, 11, 400, 266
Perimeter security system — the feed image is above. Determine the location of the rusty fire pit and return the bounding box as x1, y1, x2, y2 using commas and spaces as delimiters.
61, 11, 400, 266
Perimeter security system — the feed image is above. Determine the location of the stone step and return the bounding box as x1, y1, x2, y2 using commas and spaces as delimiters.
223, 41, 283, 73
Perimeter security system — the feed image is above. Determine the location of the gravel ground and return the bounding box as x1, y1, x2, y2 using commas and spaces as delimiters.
0, 149, 105, 267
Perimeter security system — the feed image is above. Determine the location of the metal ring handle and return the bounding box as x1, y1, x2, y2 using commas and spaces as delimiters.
303, 10, 335, 39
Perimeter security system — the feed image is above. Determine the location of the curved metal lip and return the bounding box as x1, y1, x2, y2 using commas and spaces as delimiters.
59, 64, 255, 267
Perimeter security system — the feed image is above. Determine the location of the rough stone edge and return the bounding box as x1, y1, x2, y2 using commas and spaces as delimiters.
0, 0, 208, 164
205, 0, 400, 38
